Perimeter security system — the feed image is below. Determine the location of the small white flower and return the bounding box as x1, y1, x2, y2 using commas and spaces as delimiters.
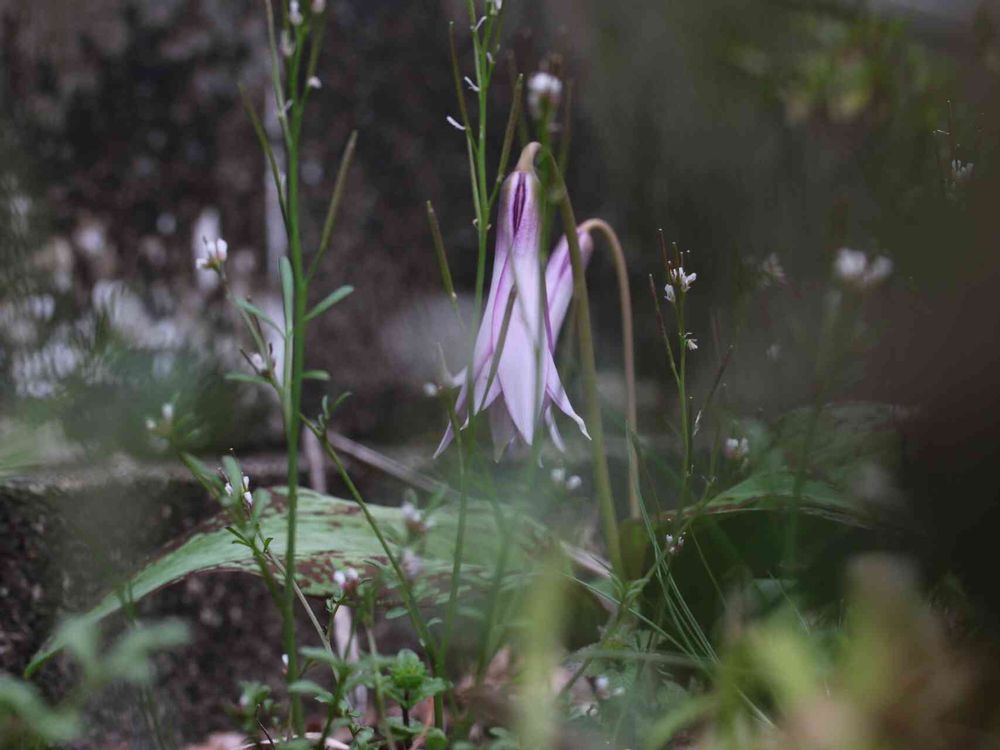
865, 256, 894, 286
422, 382, 440, 397
401, 501, 431, 536
289, 0, 303, 25
487, 0, 502, 15
307, 76, 321, 90
550, 467, 566, 484
280, 29, 295, 58
668, 266, 696, 292
242, 490, 254, 512
759, 253, 786, 286
665, 532, 685, 556
224, 482, 234, 495
249, 352, 269, 376
333, 566, 360, 595
464, 75, 480, 93
565, 475, 583, 492
951, 159, 974, 183
663, 284, 676, 304
401, 549, 424, 579
834, 248, 867, 284
472, 15, 486, 32
242, 475, 250, 491
161, 403, 175, 422
834, 248, 892, 289
446, 115, 466, 131
685, 335, 698, 351
311, 0, 325, 12
145, 418, 156, 432
527, 72, 562, 121
723, 437, 750, 462
195, 237, 227, 272
281, 653, 289, 672
594, 675, 611, 701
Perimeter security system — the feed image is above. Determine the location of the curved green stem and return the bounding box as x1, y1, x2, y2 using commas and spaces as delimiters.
578, 218, 639, 518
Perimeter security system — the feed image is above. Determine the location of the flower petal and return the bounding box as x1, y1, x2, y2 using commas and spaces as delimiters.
544, 348, 590, 440
495, 174, 547, 444
544, 228, 595, 351
489, 403, 518, 461
545, 407, 566, 452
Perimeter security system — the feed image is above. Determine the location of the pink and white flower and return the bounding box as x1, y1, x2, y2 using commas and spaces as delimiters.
435, 143, 591, 459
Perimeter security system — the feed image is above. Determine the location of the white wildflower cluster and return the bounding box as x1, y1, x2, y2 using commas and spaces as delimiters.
225, 473, 254, 514
401, 501, 433, 537
723, 436, 750, 463
145, 402, 175, 436
664, 532, 686, 556
951, 159, 974, 184
527, 72, 562, 121
759, 253, 786, 287
550, 467, 583, 492
593, 675, 624, 701
401, 548, 424, 579
195, 237, 227, 273
833, 248, 893, 290
664, 266, 696, 304
333, 566, 361, 597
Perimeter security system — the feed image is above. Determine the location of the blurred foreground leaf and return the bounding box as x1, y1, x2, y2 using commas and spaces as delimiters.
27, 489, 541, 676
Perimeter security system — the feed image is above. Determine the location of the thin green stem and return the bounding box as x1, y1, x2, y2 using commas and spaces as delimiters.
365, 627, 398, 750
280, 13, 308, 734
305, 418, 445, 729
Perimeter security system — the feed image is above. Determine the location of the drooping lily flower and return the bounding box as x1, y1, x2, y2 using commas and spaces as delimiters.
435, 143, 591, 458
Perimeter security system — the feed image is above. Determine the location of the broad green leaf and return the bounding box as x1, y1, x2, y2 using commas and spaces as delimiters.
696, 471, 864, 523
27, 490, 537, 676
305, 285, 354, 322
769, 401, 904, 483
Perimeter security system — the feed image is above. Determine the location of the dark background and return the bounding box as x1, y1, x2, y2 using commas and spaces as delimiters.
3, 0, 1000, 743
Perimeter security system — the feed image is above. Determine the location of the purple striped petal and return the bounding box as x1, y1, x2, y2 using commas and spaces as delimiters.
494, 170, 547, 444
545, 228, 595, 351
